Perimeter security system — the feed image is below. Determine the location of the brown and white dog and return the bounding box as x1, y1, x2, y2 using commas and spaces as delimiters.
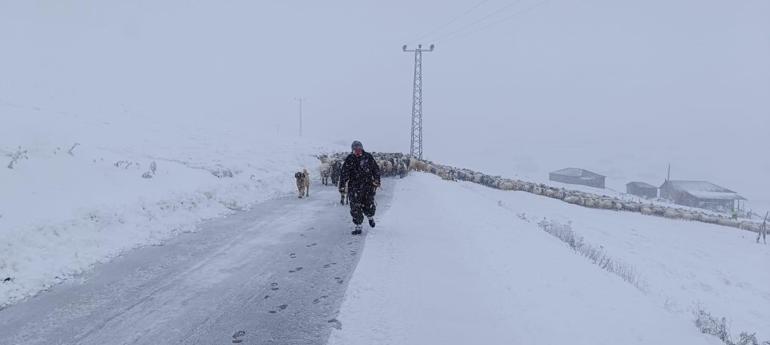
295, 169, 310, 198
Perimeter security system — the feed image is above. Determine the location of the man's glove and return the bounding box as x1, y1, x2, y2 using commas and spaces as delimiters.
373, 180, 381, 188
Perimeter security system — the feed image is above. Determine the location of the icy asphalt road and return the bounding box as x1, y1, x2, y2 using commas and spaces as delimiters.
0, 181, 393, 345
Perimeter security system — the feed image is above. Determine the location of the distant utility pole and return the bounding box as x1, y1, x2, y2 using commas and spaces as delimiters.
403, 44, 434, 160
295, 97, 306, 137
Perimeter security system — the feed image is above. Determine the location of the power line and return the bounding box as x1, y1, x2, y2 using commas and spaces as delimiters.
437, 0, 550, 43
410, 0, 491, 44
429, 0, 525, 43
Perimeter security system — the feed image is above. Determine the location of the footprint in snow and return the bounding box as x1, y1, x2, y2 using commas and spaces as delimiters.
232, 330, 246, 344
289, 267, 303, 273
313, 295, 328, 304
289, 253, 297, 259
267, 303, 288, 314
328, 318, 342, 330
334, 277, 344, 284
306, 243, 317, 248
270, 283, 279, 291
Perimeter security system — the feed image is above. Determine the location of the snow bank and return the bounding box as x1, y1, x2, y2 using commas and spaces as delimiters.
0, 109, 339, 308
473, 177, 770, 341
329, 173, 717, 344
484, 185, 770, 340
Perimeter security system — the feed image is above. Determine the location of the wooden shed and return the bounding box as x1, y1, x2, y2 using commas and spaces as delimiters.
549, 168, 605, 189
626, 181, 658, 199
659, 180, 745, 212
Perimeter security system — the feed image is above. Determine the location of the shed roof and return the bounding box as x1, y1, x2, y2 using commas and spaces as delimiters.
551, 168, 604, 179
687, 191, 746, 201
662, 180, 745, 200
626, 181, 657, 189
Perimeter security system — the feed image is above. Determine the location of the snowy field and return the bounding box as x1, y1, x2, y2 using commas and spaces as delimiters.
490, 180, 770, 341
0, 108, 339, 308
330, 173, 768, 344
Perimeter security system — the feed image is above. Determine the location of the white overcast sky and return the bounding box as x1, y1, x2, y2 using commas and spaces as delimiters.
1, 0, 768, 202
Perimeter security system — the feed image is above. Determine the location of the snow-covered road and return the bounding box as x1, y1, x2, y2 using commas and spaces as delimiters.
0, 182, 393, 345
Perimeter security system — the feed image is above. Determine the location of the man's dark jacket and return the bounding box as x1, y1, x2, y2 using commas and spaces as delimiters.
339, 151, 380, 195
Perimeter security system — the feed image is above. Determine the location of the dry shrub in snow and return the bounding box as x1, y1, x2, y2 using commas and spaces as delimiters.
6, 146, 28, 169
67, 142, 80, 156
694, 309, 769, 345
142, 161, 157, 179
536, 219, 645, 291
695, 309, 731, 343
114, 160, 139, 169
211, 168, 234, 178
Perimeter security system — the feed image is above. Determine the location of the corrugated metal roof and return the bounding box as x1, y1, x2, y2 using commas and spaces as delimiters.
551, 168, 604, 178
663, 180, 733, 193
662, 180, 745, 200
688, 191, 746, 201
626, 181, 656, 188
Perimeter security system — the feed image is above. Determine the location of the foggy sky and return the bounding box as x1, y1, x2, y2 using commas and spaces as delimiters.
1, 0, 768, 205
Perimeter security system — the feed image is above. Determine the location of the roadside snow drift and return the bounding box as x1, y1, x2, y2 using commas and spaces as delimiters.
329, 173, 767, 344
0, 109, 337, 308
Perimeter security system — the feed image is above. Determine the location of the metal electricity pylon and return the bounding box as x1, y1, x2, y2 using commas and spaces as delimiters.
402, 44, 434, 159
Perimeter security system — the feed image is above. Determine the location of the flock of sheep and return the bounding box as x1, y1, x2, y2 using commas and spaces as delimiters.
314, 152, 765, 234
317, 152, 411, 184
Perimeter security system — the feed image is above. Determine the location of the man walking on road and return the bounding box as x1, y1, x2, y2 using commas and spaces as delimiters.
339, 140, 380, 235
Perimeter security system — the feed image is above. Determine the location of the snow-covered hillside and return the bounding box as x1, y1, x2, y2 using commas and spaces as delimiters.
0, 108, 339, 308
0, 1, 765, 343
330, 173, 768, 344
